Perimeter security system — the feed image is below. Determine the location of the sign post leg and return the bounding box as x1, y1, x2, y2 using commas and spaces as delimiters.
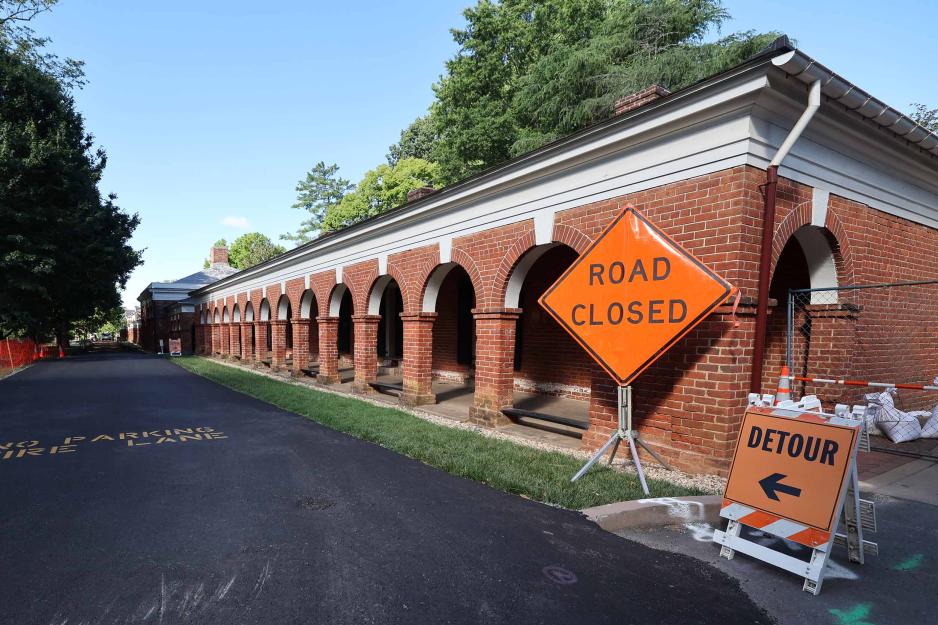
571, 431, 620, 482
571, 385, 663, 495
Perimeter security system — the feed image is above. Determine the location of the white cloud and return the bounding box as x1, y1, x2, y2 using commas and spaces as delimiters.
222, 215, 250, 229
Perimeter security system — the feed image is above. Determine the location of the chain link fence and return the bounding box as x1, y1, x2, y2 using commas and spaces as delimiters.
786, 281, 938, 458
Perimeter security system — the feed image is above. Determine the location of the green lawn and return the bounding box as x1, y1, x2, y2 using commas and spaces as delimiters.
174, 356, 702, 509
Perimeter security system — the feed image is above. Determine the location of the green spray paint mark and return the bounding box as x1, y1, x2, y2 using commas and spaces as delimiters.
829, 603, 875, 625
893, 553, 924, 571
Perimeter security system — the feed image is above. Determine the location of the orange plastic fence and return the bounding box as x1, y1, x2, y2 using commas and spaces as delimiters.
0, 338, 40, 370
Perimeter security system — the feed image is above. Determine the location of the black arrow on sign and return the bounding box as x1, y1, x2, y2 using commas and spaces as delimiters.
759, 473, 802, 501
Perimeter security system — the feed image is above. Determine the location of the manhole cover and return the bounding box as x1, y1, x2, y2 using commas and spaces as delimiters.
542, 565, 577, 585
296, 497, 335, 511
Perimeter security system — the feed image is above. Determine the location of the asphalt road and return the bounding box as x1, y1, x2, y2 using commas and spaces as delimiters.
0, 348, 771, 624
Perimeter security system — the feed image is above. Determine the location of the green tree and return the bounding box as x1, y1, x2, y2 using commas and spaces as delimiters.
910, 103, 938, 132
0, 1, 84, 88
321, 158, 441, 232
387, 115, 439, 165
0, 47, 141, 344
282, 162, 354, 244
430, 0, 777, 183
228, 232, 286, 269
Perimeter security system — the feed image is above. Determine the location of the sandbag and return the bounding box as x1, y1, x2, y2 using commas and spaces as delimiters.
875, 389, 922, 443
921, 404, 938, 439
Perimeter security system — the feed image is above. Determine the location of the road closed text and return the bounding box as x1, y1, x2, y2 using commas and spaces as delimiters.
570, 257, 687, 326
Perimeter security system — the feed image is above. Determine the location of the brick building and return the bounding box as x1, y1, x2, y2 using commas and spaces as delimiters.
135, 246, 238, 354
186, 40, 938, 474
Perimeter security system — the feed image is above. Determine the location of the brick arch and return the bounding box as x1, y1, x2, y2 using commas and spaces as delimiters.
552, 223, 592, 254
823, 207, 856, 287
388, 254, 439, 314
770, 201, 812, 277
326, 282, 353, 317
770, 197, 854, 291
492, 230, 538, 308
310, 271, 337, 318
448, 248, 486, 306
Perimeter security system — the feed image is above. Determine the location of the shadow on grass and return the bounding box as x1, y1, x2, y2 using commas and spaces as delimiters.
173, 356, 702, 510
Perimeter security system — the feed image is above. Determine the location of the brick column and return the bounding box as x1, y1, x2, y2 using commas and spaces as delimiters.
401, 312, 437, 406
240, 322, 254, 361
352, 315, 382, 393
291, 319, 311, 376
193, 324, 202, 354
220, 325, 231, 357
211, 324, 220, 355
229, 322, 241, 359
469, 308, 521, 427
253, 321, 268, 366
270, 319, 288, 371
317, 316, 339, 384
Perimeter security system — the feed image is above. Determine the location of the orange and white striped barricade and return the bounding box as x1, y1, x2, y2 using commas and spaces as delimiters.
713, 406, 874, 595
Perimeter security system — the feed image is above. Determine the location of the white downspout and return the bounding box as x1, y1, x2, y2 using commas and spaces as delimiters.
771, 79, 822, 166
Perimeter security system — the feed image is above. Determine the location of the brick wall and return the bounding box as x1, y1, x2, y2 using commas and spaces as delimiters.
190, 164, 938, 474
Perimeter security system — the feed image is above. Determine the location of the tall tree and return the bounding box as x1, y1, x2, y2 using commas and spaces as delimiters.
228, 232, 286, 269
0, 0, 84, 87
0, 46, 141, 343
321, 158, 441, 232
387, 115, 439, 165
282, 162, 354, 245
430, 0, 778, 183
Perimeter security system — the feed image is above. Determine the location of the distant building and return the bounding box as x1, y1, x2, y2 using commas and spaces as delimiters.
123, 307, 140, 342
134, 246, 238, 353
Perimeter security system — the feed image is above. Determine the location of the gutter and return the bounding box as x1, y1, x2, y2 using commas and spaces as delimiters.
750, 80, 820, 393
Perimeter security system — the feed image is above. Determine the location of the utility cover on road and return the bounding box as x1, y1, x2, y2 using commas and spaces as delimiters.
539, 204, 733, 385
724, 407, 860, 532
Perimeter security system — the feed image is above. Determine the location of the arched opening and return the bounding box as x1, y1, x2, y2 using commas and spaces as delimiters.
763, 224, 844, 397
300, 289, 319, 366
422, 263, 477, 409
278, 294, 293, 357
506, 243, 589, 437
259, 298, 272, 362
372, 278, 404, 364
221, 307, 228, 323
232, 303, 242, 359
429, 264, 476, 377
333, 286, 354, 358
244, 301, 255, 359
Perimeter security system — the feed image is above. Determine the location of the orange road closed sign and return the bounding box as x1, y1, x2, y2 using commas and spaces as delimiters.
724, 407, 860, 532
539, 205, 733, 385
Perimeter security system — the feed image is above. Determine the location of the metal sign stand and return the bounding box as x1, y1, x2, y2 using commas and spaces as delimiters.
570, 386, 674, 495
713, 415, 876, 595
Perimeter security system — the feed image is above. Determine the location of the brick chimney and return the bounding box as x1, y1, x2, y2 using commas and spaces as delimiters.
407, 186, 435, 203
614, 85, 670, 117
210, 245, 229, 267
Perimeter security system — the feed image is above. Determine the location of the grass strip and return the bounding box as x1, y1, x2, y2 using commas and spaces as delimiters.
174, 356, 702, 509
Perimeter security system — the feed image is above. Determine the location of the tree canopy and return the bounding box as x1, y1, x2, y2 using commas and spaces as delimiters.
320, 158, 440, 232
281, 162, 354, 244
0, 45, 141, 343
228, 232, 286, 270
428, 0, 779, 183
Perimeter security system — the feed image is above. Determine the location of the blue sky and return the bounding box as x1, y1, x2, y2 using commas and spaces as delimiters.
32, 0, 938, 308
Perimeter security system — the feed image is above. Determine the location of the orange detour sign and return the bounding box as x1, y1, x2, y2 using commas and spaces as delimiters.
724, 407, 860, 534
539, 204, 733, 385
715, 405, 866, 595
